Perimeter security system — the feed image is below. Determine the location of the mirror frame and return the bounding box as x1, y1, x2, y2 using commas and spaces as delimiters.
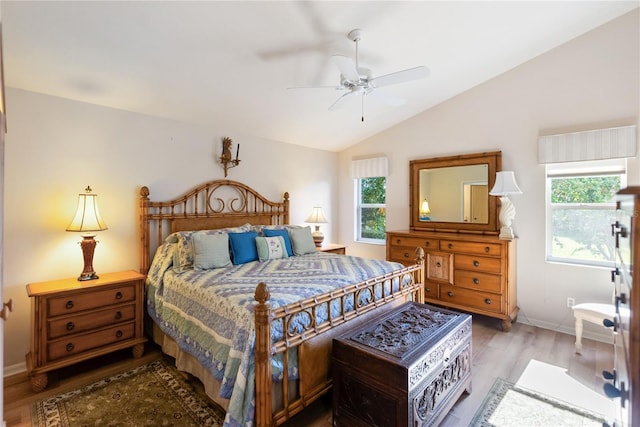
410, 151, 502, 234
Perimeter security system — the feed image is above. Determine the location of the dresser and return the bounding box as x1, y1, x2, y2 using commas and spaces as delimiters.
332, 302, 472, 427
25, 270, 147, 392
387, 230, 517, 331
606, 187, 639, 426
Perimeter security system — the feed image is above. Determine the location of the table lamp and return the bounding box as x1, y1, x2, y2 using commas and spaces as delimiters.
489, 171, 522, 240
305, 206, 328, 247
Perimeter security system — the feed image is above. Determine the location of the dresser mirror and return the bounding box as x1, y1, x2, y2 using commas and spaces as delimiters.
410, 151, 501, 233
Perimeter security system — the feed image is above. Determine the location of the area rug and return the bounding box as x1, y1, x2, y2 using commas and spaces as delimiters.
470, 378, 607, 427
31, 358, 226, 427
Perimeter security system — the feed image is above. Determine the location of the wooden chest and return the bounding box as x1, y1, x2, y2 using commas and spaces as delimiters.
332, 302, 472, 427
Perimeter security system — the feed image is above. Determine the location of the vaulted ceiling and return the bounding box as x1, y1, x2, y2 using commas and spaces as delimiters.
3, 1, 638, 151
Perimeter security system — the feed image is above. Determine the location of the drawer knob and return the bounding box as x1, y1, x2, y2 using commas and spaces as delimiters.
484, 246, 490, 253
484, 298, 492, 305
115, 291, 123, 300
426, 287, 431, 293
425, 241, 430, 247
116, 330, 123, 338
436, 262, 442, 267
404, 252, 410, 258
66, 343, 74, 352
66, 322, 75, 331
447, 291, 454, 297
115, 311, 122, 320
65, 300, 74, 310
448, 243, 453, 249
396, 239, 401, 244
473, 278, 480, 285
473, 260, 480, 267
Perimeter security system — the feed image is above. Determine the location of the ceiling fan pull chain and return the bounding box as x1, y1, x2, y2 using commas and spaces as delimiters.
361, 95, 365, 122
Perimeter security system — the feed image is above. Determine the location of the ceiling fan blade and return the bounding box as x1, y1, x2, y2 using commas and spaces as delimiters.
331, 55, 360, 83
287, 85, 344, 90
367, 89, 406, 107
371, 66, 430, 88
328, 91, 357, 111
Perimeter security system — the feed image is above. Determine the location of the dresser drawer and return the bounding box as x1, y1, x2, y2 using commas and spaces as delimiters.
440, 240, 502, 256
454, 254, 501, 274
48, 304, 136, 339
388, 246, 422, 264
439, 284, 502, 314
423, 282, 439, 299
426, 252, 453, 283
47, 284, 136, 317
454, 270, 501, 293
47, 322, 135, 361
388, 235, 439, 251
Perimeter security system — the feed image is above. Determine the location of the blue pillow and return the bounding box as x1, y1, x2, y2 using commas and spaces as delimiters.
228, 231, 259, 265
263, 228, 294, 256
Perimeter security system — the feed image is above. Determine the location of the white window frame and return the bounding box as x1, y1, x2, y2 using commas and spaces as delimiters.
354, 177, 386, 244
545, 159, 627, 268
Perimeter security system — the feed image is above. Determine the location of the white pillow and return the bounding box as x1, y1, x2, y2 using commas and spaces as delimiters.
192, 232, 231, 269
256, 236, 289, 261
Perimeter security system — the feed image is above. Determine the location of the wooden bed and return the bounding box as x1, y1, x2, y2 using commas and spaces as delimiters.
139, 179, 425, 427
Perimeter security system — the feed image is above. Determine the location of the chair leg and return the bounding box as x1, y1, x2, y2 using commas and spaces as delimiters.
574, 315, 583, 354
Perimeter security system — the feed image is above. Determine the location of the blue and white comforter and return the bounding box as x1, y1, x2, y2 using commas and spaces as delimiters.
146, 243, 408, 427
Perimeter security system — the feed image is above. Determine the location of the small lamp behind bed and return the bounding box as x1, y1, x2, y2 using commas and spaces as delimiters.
305, 206, 328, 247
66, 186, 108, 281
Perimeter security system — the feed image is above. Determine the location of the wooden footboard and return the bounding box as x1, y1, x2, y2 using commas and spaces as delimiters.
254, 252, 425, 427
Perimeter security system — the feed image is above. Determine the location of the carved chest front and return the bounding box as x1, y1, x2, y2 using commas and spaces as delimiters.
332, 302, 472, 427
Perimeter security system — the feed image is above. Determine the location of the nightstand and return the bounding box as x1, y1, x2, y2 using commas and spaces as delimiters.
317, 243, 347, 255
25, 270, 147, 392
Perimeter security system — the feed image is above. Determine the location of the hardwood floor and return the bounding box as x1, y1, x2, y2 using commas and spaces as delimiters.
4, 314, 613, 426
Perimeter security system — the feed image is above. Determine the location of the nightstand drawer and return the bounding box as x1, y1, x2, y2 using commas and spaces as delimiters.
47, 284, 135, 317
48, 303, 136, 339
47, 322, 135, 361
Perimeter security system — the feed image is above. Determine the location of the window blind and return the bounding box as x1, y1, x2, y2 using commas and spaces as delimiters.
538, 125, 636, 164
351, 156, 389, 178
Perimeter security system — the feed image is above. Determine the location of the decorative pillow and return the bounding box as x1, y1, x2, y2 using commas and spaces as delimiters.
255, 236, 289, 262
262, 228, 294, 256
192, 232, 231, 269
228, 231, 259, 265
166, 224, 253, 271
288, 226, 317, 256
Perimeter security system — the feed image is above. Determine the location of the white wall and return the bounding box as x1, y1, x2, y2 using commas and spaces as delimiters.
338, 10, 639, 338
2, 88, 337, 370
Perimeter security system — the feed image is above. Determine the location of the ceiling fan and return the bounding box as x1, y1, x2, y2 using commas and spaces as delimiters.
288, 29, 430, 121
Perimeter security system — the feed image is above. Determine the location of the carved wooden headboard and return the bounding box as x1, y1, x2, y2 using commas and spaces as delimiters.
139, 179, 289, 274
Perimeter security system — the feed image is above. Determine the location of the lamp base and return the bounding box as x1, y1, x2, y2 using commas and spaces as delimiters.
312, 226, 324, 247
498, 226, 515, 240
78, 234, 99, 281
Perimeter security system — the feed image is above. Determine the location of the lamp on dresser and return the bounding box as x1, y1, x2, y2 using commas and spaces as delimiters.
66, 186, 108, 281
306, 206, 328, 247
489, 171, 522, 240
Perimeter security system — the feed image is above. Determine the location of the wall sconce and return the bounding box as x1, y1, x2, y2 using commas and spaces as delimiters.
66, 186, 108, 281
219, 136, 240, 177
305, 206, 328, 247
420, 199, 431, 220
489, 171, 522, 240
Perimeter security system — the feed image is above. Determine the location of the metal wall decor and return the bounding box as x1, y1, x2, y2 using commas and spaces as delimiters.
219, 136, 240, 177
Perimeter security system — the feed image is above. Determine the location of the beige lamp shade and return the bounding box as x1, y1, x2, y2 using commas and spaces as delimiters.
66, 186, 108, 233
420, 199, 431, 215
305, 206, 328, 224
489, 171, 522, 196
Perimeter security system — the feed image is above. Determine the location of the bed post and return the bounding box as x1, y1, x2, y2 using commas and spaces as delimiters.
415, 247, 425, 303
140, 186, 150, 275
254, 282, 272, 427
282, 192, 290, 225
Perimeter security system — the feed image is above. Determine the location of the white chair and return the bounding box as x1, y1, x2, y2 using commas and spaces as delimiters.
572, 303, 617, 354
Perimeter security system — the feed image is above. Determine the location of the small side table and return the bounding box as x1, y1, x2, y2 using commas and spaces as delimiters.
317, 243, 346, 255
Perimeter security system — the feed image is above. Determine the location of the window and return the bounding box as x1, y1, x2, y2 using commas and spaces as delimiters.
356, 177, 386, 243
546, 159, 626, 267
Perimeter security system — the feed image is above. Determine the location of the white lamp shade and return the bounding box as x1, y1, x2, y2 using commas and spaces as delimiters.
66, 187, 108, 232
490, 171, 522, 196
305, 206, 328, 224
421, 199, 431, 214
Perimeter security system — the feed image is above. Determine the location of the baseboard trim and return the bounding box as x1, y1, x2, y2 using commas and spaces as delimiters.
3, 361, 27, 383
